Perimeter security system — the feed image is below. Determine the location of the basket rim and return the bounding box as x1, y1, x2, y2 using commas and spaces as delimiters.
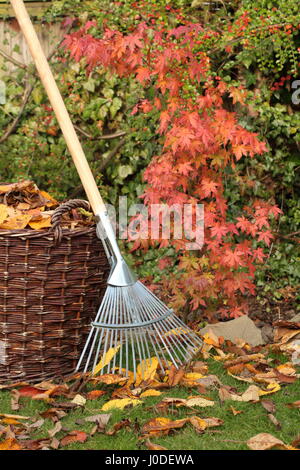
0, 224, 97, 240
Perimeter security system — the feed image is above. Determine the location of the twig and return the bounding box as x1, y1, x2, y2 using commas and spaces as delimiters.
74, 125, 126, 141
99, 137, 126, 171
0, 26, 72, 142
0, 49, 27, 69
0, 81, 33, 143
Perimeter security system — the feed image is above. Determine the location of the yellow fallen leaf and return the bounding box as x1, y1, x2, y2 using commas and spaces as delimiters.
0, 211, 32, 230
29, 216, 52, 230
101, 398, 142, 411
135, 357, 159, 386
203, 330, 220, 347
189, 416, 207, 432
163, 327, 189, 337
140, 389, 162, 398
181, 372, 205, 386
0, 204, 8, 225
141, 417, 188, 437
0, 438, 22, 450
93, 345, 121, 375
258, 382, 281, 396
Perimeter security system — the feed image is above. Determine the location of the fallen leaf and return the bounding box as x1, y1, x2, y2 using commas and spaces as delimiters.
188, 416, 207, 432
196, 375, 222, 389
167, 365, 185, 387
86, 390, 106, 400
60, 430, 88, 447
144, 439, 167, 450
111, 386, 138, 400
135, 357, 159, 387
40, 408, 67, 421
71, 394, 86, 406
219, 385, 260, 402
247, 433, 294, 450
101, 398, 142, 411
0, 204, 8, 224
28, 215, 51, 230
140, 389, 162, 398
0, 413, 29, 420
106, 419, 131, 436
91, 374, 127, 385
267, 414, 281, 430
230, 406, 243, 416
18, 386, 43, 397
286, 401, 300, 409
48, 421, 62, 438
0, 438, 22, 450
93, 345, 121, 375
191, 361, 208, 375
258, 382, 281, 396
141, 417, 188, 438
203, 330, 220, 347
261, 399, 276, 414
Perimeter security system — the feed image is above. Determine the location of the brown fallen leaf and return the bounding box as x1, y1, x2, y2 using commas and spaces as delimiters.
196, 375, 222, 389
286, 401, 300, 409
27, 419, 45, 430
60, 430, 88, 447
106, 419, 131, 436
261, 399, 276, 414
90, 374, 127, 385
167, 365, 185, 387
247, 432, 295, 450
86, 390, 106, 400
18, 386, 44, 398
267, 414, 281, 430
224, 353, 265, 368
20, 438, 51, 451
230, 406, 243, 416
191, 361, 208, 375
291, 435, 300, 448
48, 421, 62, 438
144, 439, 167, 450
84, 413, 111, 434
40, 408, 67, 422
111, 386, 138, 400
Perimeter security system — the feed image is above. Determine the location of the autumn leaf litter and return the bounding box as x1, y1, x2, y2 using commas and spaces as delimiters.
0, 318, 299, 451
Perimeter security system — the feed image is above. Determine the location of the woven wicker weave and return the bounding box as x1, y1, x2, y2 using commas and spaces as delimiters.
0, 199, 109, 383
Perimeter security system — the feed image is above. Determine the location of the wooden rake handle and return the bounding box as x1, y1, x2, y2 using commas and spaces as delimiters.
10, 0, 106, 215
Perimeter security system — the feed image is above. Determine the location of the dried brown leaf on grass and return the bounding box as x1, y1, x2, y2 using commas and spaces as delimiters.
144, 439, 167, 450
247, 433, 297, 450
60, 430, 88, 447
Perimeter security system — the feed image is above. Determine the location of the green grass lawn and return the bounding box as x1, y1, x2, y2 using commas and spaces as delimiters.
0, 357, 299, 450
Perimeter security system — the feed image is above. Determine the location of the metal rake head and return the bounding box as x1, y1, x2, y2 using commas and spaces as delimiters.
76, 280, 203, 379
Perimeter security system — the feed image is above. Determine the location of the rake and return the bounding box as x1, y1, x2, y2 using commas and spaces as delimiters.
12, 0, 203, 378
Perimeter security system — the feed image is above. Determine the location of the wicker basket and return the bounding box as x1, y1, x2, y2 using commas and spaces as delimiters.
0, 199, 110, 383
